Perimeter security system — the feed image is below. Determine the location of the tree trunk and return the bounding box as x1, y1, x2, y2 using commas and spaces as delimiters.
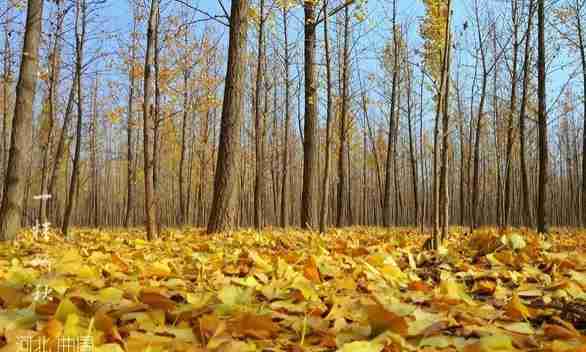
383, 0, 399, 227
576, 0, 586, 227
536, 0, 548, 234
124, 14, 138, 228
519, 0, 534, 227
179, 54, 190, 225
207, 0, 249, 233
254, 0, 266, 229
62, 0, 85, 237
280, 6, 291, 228
152, 7, 161, 233
142, 0, 159, 240
0, 0, 44, 241
406, 58, 418, 226
90, 74, 99, 228
471, 3, 489, 230
1, 5, 12, 191
504, 0, 519, 226
439, 0, 452, 243
320, 0, 333, 234
336, 5, 351, 227
39, 5, 64, 225
47, 69, 76, 224
301, 3, 318, 230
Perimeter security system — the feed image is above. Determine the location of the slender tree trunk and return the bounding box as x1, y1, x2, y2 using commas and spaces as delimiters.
406, 61, 419, 226
439, 0, 452, 242
393, 82, 402, 226
0, 0, 44, 241
1, 5, 12, 190
142, 0, 159, 240
254, 0, 266, 229
320, 0, 333, 233
471, 4, 489, 229
179, 62, 190, 225
90, 74, 99, 228
39, 6, 64, 224
519, 0, 534, 226
419, 67, 426, 231
336, 5, 351, 227
207, 0, 249, 233
504, 0, 519, 226
383, 0, 399, 227
124, 15, 138, 228
301, 3, 318, 229
576, 1, 586, 227
280, 6, 291, 228
62, 0, 86, 237
48, 69, 76, 224
152, 8, 161, 232
536, 0, 548, 234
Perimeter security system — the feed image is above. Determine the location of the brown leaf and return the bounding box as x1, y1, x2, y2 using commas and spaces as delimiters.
111, 253, 129, 272
231, 312, 280, 339
0, 286, 25, 308
544, 323, 580, 340
42, 319, 62, 340
504, 293, 534, 321
303, 256, 321, 284
511, 333, 540, 349
472, 279, 497, 295
318, 332, 337, 348
365, 303, 408, 336
35, 300, 59, 316
95, 309, 124, 344
408, 281, 433, 292
198, 314, 224, 341
139, 289, 176, 311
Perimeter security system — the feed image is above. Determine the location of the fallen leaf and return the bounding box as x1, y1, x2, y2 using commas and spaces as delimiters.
303, 256, 321, 284
365, 303, 408, 336
139, 289, 176, 311
231, 312, 279, 339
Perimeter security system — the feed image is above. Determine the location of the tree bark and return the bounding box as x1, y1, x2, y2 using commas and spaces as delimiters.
142, 0, 159, 240
301, 3, 318, 230
39, 4, 64, 225
0, 0, 43, 241
471, 1, 489, 230
336, 5, 351, 227
320, 0, 333, 234
62, 0, 85, 237
439, 0, 452, 243
178, 42, 190, 225
536, 0, 548, 234
383, 0, 399, 227
280, 6, 291, 228
519, 0, 534, 227
504, 0, 519, 226
575, 0, 586, 227
124, 13, 138, 228
253, 0, 266, 229
207, 0, 249, 233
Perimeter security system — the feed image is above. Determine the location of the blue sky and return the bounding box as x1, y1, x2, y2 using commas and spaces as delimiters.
29, 0, 576, 130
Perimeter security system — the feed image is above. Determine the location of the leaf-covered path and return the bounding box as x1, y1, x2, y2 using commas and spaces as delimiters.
1, 228, 586, 351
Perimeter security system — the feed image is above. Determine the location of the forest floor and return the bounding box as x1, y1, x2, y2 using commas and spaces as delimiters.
1, 227, 586, 352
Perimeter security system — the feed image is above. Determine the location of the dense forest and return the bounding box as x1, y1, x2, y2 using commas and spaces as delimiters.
0, 0, 584, 241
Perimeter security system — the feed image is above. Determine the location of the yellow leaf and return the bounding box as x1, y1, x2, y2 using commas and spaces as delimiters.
54, 298, 82, 323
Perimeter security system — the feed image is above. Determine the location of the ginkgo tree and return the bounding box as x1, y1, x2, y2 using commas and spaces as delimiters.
420, 0, 452, 249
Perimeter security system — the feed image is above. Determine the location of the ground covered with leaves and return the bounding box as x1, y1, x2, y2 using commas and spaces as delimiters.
1, 227, 586, 351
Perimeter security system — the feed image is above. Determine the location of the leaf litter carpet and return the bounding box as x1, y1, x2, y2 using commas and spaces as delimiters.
1, 227, 586, 351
